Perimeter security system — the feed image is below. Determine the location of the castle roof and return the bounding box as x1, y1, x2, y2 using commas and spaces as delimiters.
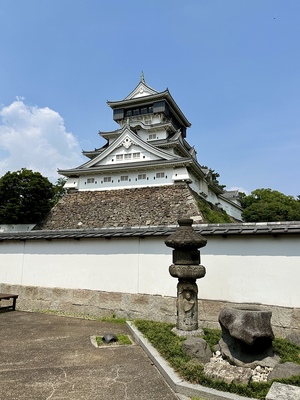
107, 79, 191, 128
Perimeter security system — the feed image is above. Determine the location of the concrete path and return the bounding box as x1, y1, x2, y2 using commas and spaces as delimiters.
0, 311, 181, 400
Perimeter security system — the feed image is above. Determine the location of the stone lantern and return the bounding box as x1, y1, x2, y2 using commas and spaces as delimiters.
165, 218, 207, 335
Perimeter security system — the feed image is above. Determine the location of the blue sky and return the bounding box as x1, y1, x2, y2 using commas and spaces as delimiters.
0, 0, 299, 197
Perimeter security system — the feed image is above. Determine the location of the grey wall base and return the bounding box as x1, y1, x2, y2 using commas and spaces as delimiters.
1, 283, 299, 337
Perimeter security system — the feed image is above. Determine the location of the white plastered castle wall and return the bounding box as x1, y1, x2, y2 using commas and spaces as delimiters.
0, 234, 299, 309
76, 168, 175, 191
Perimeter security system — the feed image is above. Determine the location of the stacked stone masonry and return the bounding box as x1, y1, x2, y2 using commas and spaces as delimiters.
2, 284, 299, 338
40, 184, 205, 230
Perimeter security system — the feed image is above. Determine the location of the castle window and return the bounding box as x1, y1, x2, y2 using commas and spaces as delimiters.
133, 152, 140, 159
138, 174, 146, 180
124, 154, 132, 160
125, 110, 132, 117
104, 177, 111, 183
133, 109, 140, 116
156, 172, 165, 179
116, 154, 123, 161
149, 134, 156, 140
113, 109, 124, 120
87, 178, 95, 183
141, 107, 147, 114
120, 175, 129, 181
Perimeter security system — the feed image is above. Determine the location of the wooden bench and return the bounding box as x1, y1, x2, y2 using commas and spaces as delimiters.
0, 293, 18, 311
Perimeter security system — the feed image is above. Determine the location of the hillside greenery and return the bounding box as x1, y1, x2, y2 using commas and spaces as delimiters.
198, 200, 232, 223
241, 188, 300, 222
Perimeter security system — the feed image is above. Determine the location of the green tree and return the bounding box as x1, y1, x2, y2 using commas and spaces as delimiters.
241, 188, 300, 222
0, 168, 55, 224
52, 177, 67, 205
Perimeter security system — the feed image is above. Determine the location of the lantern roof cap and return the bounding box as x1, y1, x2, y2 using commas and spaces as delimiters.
165, 218, 207, 249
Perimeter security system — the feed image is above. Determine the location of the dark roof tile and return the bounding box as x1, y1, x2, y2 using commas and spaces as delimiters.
1, 222, 300, 242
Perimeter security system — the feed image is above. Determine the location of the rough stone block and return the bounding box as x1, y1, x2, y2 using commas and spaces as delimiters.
21, 285, 39, 300
37, 287, 59, 301
291, 308, 300, 330
219, 337, 280, 369
267, 362, 300, 381
286, 331, 300, 347
132, 293, 149, 305
97, 291, 123, 308
204, 362, 252, 385
219, 305, 274, 345
218, 305, 280, 368
71, 288, 94, 304
201, 299, 226, 322
182, 337, 212, 363
151, 295, 175, 322
270, 306, 293, 329
266, 382, 300, 400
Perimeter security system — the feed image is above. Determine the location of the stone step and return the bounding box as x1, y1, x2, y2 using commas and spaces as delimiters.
266, 382, 300, 400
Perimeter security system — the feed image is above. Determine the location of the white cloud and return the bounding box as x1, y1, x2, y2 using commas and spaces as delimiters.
0, 99, 85, 182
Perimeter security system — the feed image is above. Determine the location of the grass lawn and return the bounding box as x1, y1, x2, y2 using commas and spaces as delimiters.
95, 333, 132, 346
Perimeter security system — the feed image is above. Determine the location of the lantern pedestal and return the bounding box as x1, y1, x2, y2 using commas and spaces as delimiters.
165, 219, 207, 337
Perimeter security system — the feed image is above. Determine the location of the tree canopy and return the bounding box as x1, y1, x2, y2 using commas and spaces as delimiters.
52, 177, 67, 204
0, 168, 56, 224
241, 188, 300, 222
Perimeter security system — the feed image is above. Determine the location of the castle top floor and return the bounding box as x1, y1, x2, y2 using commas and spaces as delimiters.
107, 76, 191, 138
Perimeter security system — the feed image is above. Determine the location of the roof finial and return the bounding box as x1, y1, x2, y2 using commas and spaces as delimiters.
140, 71, 145, 82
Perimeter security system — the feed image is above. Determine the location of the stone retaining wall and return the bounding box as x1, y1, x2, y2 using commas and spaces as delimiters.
39, 184, 205, 230
2, 283, 299, 338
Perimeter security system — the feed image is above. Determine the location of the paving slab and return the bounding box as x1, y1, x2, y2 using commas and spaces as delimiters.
266, 382, 300, 400
0, 311, 179, 400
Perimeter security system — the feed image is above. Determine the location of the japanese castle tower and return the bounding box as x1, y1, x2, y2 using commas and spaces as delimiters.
43, 77, 242, 230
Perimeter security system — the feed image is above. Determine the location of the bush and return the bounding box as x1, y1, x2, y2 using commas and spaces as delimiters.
198, 201, 232, 223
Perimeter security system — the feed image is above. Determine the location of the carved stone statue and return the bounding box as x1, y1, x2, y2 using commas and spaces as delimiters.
177, 281, 198, 331
165, 218, 207, 336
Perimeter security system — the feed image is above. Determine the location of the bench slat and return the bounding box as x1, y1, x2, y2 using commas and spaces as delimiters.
0, 293, 18, 298
0, 293, 18, 310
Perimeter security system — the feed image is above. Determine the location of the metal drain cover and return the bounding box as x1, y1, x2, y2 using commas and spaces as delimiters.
102, 333, 118, 343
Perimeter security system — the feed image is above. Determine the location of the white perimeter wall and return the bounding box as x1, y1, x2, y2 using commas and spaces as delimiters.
0, 234, 299, 308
